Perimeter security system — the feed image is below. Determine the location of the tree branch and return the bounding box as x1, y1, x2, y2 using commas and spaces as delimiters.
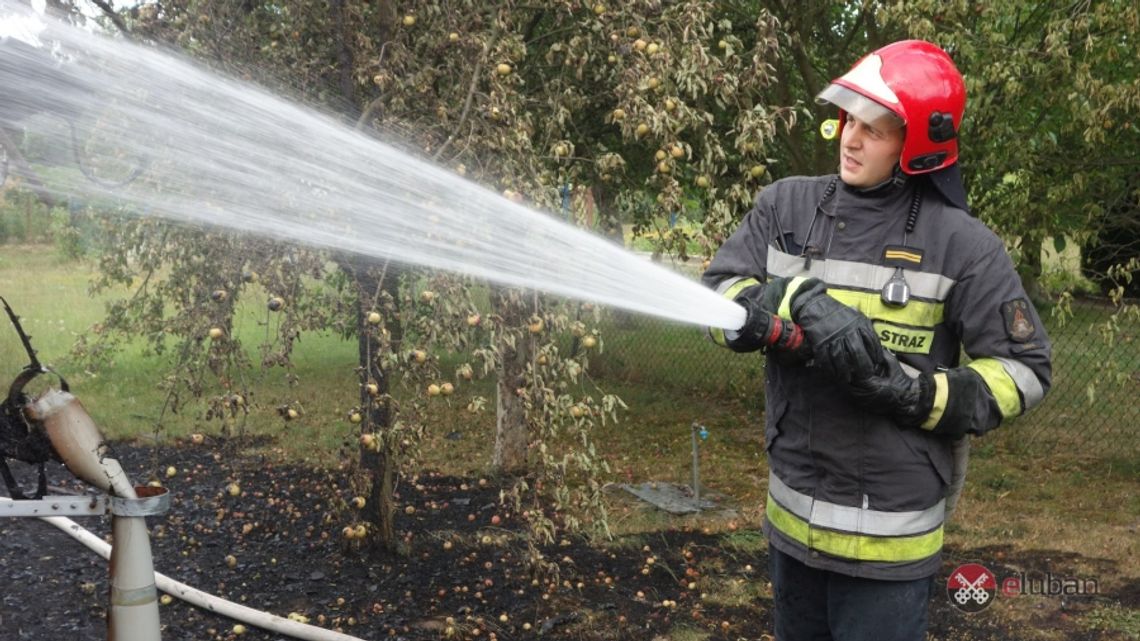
432, 48, 487, 162
432, 3, 507, 161
85, 0, 131, 37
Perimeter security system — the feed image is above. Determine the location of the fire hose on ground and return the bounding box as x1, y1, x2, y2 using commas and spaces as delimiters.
0, 496, 366, 641
2, 389, 366, 641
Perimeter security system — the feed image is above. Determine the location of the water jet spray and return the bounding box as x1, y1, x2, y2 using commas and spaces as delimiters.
0, 2, 747, 331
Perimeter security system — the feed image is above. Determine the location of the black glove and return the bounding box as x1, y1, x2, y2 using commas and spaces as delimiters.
842, 348, 935, 427
788, 279, 879, 379
790, 282, 935, 426
724, 279, 807, 361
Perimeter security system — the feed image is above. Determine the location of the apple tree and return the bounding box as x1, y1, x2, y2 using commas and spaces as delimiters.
55, 0, 798, 556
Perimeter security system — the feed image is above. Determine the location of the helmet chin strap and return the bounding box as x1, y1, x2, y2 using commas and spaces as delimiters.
847, 164, 908, 196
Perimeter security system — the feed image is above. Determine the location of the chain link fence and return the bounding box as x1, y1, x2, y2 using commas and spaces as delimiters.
587, 296, 1140, 459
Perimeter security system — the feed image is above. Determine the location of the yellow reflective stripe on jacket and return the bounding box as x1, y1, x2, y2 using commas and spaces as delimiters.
766, 494, 944, 563
921, 372, 950, 430
827, 288, 945, 328
721, 277, 761, 300
709, 277, 761, 346
968, 358, 1023, 419
777, 276, 812, 319
993, 356, 1046, 410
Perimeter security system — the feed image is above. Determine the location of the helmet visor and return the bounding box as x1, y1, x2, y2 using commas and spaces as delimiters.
816, 84, 904, 131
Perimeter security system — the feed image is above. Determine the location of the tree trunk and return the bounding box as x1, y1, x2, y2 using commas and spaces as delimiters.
350, 262, 400, 552
1017, 236, 1046, 305
492, 287, 530, 474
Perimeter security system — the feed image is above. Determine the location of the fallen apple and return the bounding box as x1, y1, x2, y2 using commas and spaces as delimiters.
528, 316, 545, 334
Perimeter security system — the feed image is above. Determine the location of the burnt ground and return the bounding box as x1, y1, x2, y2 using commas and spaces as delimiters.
1, 437, 1135, 641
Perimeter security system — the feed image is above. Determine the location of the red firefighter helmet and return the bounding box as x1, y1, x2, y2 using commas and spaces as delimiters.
816, 40, 966, 175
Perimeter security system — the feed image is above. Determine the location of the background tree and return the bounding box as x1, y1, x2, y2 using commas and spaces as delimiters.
747, 0, 1140, 300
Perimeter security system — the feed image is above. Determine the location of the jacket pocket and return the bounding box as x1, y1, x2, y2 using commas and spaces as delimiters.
922, 434, 954, 489
765, 395, 789, 453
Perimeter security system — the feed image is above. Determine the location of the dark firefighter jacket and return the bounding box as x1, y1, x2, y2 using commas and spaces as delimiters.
703, 174, 1052, 580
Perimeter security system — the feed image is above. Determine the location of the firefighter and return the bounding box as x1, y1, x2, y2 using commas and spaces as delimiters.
703, 40, 1052, 641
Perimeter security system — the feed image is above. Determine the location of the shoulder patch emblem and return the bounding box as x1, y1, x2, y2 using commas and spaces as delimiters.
1002, 298, 1037, 343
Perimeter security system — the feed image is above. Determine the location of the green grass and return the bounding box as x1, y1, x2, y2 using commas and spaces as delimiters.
0, 245, 364, 463
1085, 604, 1140, 640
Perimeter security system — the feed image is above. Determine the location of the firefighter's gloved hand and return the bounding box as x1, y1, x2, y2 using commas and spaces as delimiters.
790, 284, 937, 427
723, 279, 807, 361
841, 348, 936, 427
788, 280, 881, 378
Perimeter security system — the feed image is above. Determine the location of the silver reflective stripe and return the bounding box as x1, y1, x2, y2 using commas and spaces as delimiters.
767, 248, 956, 301
769, 472, 945, 537
714, 276, 748, 296
994, 356, 1045, 410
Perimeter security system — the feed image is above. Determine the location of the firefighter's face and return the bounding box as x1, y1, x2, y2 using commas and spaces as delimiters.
839, 113, 904, 188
